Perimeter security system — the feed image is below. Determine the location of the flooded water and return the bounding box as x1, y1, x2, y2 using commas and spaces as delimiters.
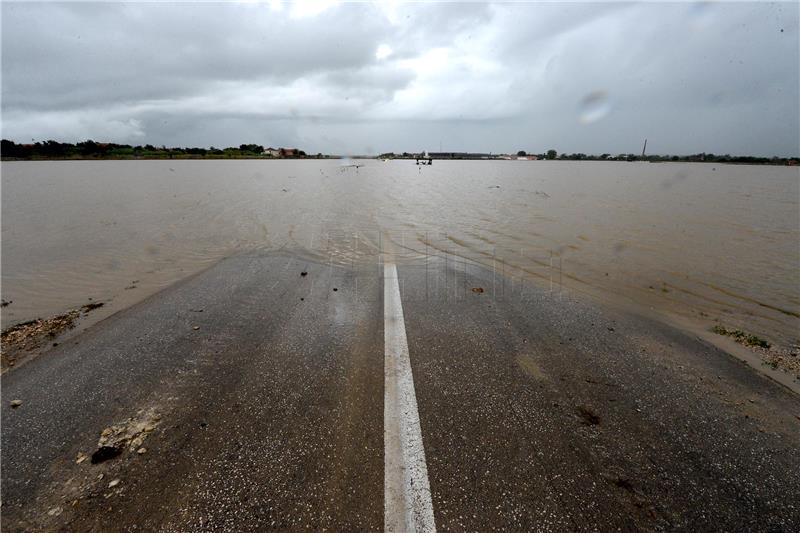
2, 160, 798, 347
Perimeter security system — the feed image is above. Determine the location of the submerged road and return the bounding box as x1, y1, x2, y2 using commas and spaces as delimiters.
2, 249, 799, 531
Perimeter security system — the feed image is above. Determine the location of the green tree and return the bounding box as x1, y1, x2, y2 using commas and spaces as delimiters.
546, 149, 557, 160
517, 150, 527, 156
239, 144, 263, 154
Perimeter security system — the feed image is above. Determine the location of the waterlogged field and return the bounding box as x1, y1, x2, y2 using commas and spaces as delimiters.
2, 160, 798, 349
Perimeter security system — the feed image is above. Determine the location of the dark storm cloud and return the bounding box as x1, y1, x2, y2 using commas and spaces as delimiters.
2, 1, 798, 155
2, 2, 387, 110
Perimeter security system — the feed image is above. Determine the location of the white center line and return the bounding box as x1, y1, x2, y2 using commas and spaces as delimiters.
384, 259, 437, 533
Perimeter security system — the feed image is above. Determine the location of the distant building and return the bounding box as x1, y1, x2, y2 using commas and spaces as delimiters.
516, 155, 538, 160
279, 148, 298, 157
263, 147, 280, 157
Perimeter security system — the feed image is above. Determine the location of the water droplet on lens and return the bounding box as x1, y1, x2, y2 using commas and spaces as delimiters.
578, 91, 610, 124
688, 1, 713, 31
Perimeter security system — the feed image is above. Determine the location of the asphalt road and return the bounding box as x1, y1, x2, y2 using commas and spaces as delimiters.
2, 249, 799, 531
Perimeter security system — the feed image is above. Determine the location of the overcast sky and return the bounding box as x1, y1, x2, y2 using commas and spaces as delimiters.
2, 1, 798, 155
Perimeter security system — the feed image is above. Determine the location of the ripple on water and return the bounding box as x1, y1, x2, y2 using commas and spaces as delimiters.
2, 160, 797, 347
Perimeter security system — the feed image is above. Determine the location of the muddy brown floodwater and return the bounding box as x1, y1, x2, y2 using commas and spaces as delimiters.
2, 160, 798, 357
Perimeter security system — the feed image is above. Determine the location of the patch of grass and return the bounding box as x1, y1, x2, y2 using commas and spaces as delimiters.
711, 325, 771, 349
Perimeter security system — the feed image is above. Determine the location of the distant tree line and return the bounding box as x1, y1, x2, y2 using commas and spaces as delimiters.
0, 140, 308, 160
537, 150, 798, 165
3, 140, 795, 165
377, 149, 797, 164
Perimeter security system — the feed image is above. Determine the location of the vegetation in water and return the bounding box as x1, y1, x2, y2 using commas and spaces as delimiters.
711, 325, 771, 349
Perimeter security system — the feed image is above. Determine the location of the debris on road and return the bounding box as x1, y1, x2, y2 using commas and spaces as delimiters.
10, 399, 23, 408
471, 287, 484, 294
300, 271, 308, 277
193, 326, 200, 330
91, 446, 122, 464
709, 325, 799, 375
1, 302, 106, 371
577, 405, 601, 426
90, 409, 161, 464
108, 479, 121, 488
1, 299, 12, 307
712, 325, 771, 349
76, 452, 88, 464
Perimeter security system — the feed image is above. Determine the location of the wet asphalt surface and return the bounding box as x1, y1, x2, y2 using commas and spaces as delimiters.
2, 250, 799, 531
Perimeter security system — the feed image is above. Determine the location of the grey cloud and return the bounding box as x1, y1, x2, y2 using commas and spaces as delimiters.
1, 1, 797, 155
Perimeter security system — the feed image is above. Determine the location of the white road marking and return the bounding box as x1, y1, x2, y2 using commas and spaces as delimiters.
384, 260, 437, 533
